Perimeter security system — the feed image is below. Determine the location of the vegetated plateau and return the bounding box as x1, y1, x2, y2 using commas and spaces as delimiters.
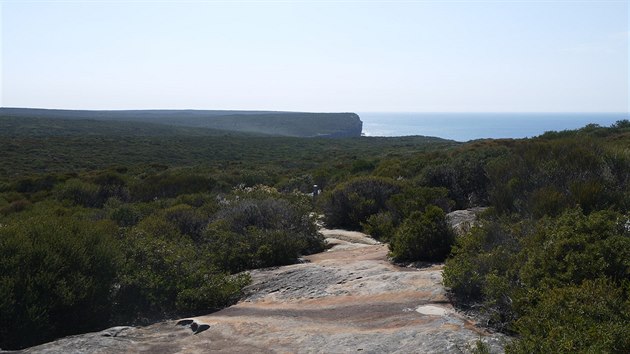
0, 110, 629, 353
0, 108, 363, 138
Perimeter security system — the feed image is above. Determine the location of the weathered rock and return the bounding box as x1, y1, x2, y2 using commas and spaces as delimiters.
19, 227, 507, 353
446, 207, 487, 236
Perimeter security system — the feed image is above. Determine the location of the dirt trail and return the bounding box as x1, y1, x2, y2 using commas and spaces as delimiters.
24, 228, 505, 354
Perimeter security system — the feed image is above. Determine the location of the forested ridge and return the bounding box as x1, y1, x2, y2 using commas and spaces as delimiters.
0, 117, 628, 352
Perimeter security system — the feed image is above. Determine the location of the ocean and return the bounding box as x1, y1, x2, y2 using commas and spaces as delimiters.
359, 112, 629, 142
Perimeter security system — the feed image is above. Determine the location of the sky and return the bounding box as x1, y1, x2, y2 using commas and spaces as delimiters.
1, 0, 628, 112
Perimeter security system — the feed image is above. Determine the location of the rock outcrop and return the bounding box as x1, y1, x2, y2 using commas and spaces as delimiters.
446, 207, 487, 236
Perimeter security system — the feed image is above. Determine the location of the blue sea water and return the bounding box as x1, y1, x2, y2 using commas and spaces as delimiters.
359, 112, 629, 142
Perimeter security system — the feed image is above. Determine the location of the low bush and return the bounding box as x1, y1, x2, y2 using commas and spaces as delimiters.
114, 221, 249, 322
0, 213, 120, 349
164, 204, 208, 241
0, 199, 32, 216
389, 206, 454, 262
129, 173, 216, 202
361, 211, 396, 241
444, 208, 630, 349
508, 279, 630, 353
322, 176, 402, 230
55, 179, 101, 207
205, 187, 324, 272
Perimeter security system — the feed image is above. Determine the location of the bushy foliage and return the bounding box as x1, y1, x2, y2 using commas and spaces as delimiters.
389, 206, 454, 262
485, 136, 629, 216
508, 278, 630, 353
107, 202, 142, 227
277, 174, 314, 193
205, 186, 324, 272
92, 171, 130, 203
443, 215, 523, 329
55, 178, 101, 207
444, 209, 630, 350
0, 213, 120, 349
164, 204, 208, 241
129, 173, 216, 201
361, 211, 396, 241
14, 175, 60, 194
386, 186, 452, 220
420, 145, 509, 209
0, 199, 32, 216
114, 216, 248, 322
518, 209, 630, 290
322, 176, 402, 230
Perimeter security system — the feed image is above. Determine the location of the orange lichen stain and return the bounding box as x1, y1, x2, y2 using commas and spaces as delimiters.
440, 323, 461, 331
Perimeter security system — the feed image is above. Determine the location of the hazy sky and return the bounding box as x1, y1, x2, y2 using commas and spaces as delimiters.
1, 0, 628, 112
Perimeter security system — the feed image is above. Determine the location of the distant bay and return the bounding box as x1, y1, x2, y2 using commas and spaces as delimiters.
359, 112, 629, 142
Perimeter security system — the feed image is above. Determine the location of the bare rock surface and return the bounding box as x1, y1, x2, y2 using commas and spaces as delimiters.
20, 227, 506, 353
446, 207, 487, 236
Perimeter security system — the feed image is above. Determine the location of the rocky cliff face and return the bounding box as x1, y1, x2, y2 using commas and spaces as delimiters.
315, 113, 363, 137
20, 225, 506, 354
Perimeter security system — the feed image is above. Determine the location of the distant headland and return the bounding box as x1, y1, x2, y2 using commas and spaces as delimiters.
0, 108, 363, 138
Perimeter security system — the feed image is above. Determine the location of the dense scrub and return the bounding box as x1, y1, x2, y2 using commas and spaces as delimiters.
0, 214, 120, 348
1, 118, 629, 350
0, 182, 322, 349
444, 209, 630, 352
441, 123, 630, 352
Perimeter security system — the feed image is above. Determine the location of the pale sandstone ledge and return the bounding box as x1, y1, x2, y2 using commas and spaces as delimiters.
18, 213, 505, 354
446, 207, 488, 236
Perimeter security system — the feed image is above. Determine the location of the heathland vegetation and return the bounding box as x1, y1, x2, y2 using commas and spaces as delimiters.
0, 114, 628, 352
0, 108, 364, 137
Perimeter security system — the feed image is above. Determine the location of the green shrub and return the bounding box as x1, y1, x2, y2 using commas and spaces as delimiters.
518, 209, 630, 290
164, 204, 208, 241
109, 204, 142, 227
386, 186, 452, 220
443, 217, 525, 328
483, 136, 628, 217
92, 172, 130, 203
14, 175, 59, 194
174, 192, 217, 209
114, 220, 248, 322
0, 214, 120, 349
568, 180, 606, 214
361, 212, 396, 241
129, 173, 216, 202
389, 206, 454, 262
55, 178, 101, 207
277, 174, 314, 193
529, 187, 565, 218
174, 272, 250, 314
205, 190, 324, 272
444, 208, 630, 349
508, 279, 630, 353
322, 176, 402, 230
0, 199, 32, 216
373, 158, 404, 178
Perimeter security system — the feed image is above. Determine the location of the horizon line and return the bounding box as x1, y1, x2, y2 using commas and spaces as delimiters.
1, 107, 628, 115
